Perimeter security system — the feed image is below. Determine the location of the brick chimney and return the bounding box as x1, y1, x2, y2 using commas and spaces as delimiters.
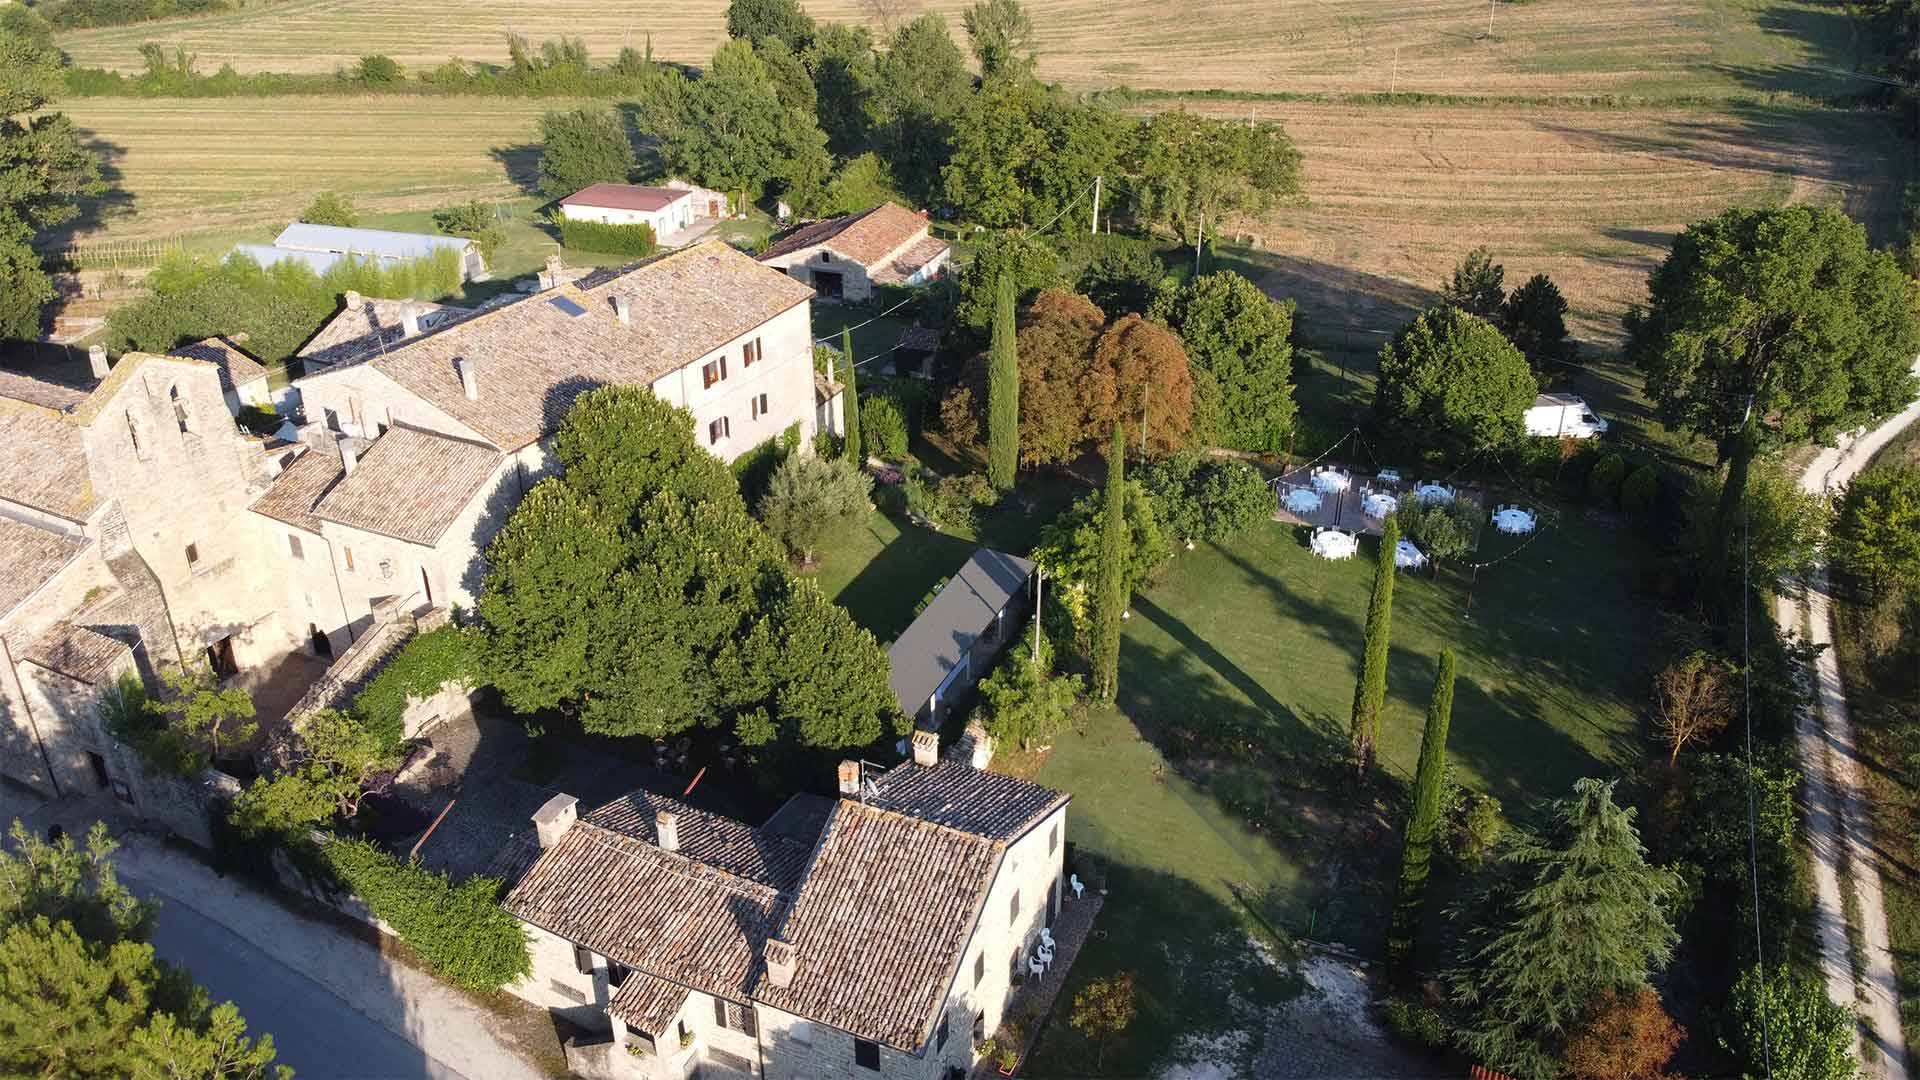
612, 295, 631, 326
911, 730, 939, 768
343, 290, 364, 311
87, 345, 109, 380
964, 722, 994, 770
764, 938, 796, 988
454, 357, 478, 401
654, 809, 680, 853
837, 760, 861, 798
532, 793, 579, 849
399, 302, 421, 338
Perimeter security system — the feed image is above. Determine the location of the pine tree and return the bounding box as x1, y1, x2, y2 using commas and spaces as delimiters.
840, 327, 862, 464
987, 271, 1020, 490
1386, 648, 1455, 973
1091, 424, 1127, 701
1349, 517, 1398, 775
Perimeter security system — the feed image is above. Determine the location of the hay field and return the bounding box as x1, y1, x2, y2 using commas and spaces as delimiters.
57, 0, 1866, 98
1195, 101, 1907, 351
57, 96, 557, 242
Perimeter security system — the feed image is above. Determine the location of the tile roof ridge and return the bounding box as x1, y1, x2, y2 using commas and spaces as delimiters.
381, 418, 504, 456
839, 796, 1009, 850
575, 820, 784, 902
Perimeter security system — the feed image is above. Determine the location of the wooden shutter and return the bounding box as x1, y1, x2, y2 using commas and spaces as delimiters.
714, 996, 727, 1028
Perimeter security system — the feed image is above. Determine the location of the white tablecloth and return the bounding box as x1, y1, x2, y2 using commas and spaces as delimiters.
1394, 539, 1427, 569
1414, 484, 1454, 505
1310, 530, 1357, 560
1312, 469, 1351, 494
1375, 468, 1401, 486
1285, 488, 1323, 514
1361, 491, 1397, 519
1493, 509, 1537, 535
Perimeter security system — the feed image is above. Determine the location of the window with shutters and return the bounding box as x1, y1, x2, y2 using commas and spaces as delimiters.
708, 417, 730, 445
343, 547, 355, 572
702, 357, 728, 388
854, 1038, 880, 1070
573, 945, 593, 975
170, 386, 190, 434
287, 534, 303, 561
713, 998, 757, 1036
750, 392, 769, 420
185, 543, 200, 569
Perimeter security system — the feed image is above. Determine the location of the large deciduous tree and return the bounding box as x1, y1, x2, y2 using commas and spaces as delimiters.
1560, 986, 1686, 1080
1093, 314, 1194, 457
1832, 465, 1920, 599
866, 14, 973, 204
536, 106, 636, 199
1628, 205, 1920, 599
1386, 648, 1454, 972
1724, 964, 1859, 1080
1129, 111, 1302, 247
1161, 271, 1297, 453
725, 0, 815, 48
1448, 779, 1681, 1077
962, 0, 1036, 81
1091, 425, 1129, 702
804, 23, 877, 156
0, 26, 104, 340
758, 453, 872, 564
1374, 305, 1538, 461
1650, 651, 1735, 767
987, 272, 1020, 489
1501, 272, 1576, 375
652, 41, 832, 209
1349, 518, 1398, 776
1012, 288, 1106, 465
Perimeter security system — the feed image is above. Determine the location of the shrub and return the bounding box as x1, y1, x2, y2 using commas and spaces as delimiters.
557, 217, 657, 256
1381, 996, 1452, 1051
301, 190, 358, 227
1140, 452, 1272, 545
349, 625, 475, 750
319, 837, 529, 991
1620, 463, 1661, 522
1723, 964, 1858, 1080
1587, 452, 1628, 507
97, 671, 202, 778
862, 395, 909, 460
433, 201, 505, 262
353, 55, 403, 84
1393, 498, 1485, 566
758, 454, 872, 564
1450, 791, 1504, 869
976, 627, 1081, 751
939, 385, 982, 451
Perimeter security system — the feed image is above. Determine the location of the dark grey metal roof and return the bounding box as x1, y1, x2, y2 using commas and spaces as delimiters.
885, 548, 1034, 714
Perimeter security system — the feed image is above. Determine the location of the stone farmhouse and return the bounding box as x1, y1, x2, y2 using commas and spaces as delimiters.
757, 203, 951, 303
498, 726, 1069, 1080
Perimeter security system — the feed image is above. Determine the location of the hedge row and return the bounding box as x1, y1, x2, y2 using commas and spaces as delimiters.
350, 625, 476, 750
320, 837, 530, 992
558, 217, 658, 257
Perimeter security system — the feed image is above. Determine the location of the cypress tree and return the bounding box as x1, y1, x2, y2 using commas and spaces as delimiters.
987, 272, 1020, 490
1387, 648, 1455, 973
1091, 424, 1127, 702
1349, 517, 1398, 775
840, 327, 862, 464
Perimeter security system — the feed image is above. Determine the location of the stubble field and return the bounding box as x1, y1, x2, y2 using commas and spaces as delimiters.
57, 0, 1868, 98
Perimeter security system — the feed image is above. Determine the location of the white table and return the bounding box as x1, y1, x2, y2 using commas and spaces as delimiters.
1493, 508, 1537, 535
1361, 491, 1397, 520
1310, 529, 1358, 560
1375, 468, 1402, 487
1414, 483, 1455, 505
1285, 488, 1324, 515
1311, 468, 1352, 494
1394, 539, 1427, 569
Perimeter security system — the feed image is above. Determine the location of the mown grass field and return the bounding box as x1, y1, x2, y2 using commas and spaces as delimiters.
57, 0, 1871, 98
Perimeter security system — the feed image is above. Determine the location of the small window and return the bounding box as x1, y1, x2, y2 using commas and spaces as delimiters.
708, 416, 730, 445
185, 543, 200, 568
713, 998, 757, 1036
125, 411, 145, 457
1010, 889, 1020, 924
854, 1038, 880, 1070
323, 408, 342, 433
170, 386, 190, 434
607, 961, 629, 988
343, 547, 355, 572
573, 945, 593, 976
288, 534, 304, 561
741, 338, 763, 367
750, 393, 770, 420
702, 357, 729, 388
973, 952, 984, 987
821, 251, 833, 263
936, 1011, 949, 1051
1049, 824, 1058, 855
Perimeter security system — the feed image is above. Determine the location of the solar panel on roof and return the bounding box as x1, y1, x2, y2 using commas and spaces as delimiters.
548, 295, 588, 317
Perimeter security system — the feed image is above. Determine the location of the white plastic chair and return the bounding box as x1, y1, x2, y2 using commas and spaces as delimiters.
1039, 927, 1055, 949
1036, 944, 1056, 966
1028, 957, 1046, 980
1069, 874, 1085, 900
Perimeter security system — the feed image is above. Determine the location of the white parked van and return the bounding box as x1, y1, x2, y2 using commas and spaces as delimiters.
1525, 393, 1609, 439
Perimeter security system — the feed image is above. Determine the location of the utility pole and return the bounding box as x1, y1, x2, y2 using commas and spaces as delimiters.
1090, 175, 1102, 236
1141, 382, 1150, 456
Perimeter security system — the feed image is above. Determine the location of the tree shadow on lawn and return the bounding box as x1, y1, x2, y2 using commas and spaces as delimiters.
831, 516, 976, 643
1021, 860, 1304, 1080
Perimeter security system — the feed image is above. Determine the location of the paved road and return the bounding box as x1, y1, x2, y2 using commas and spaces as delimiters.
1786, 372, 1920, 1080
134, 875, 460, 1080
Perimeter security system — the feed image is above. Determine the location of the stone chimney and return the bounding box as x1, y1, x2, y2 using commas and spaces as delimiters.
837, 759, 861, 798
965, 722, 994, 770
339, 438, 359, 475
532, 793, 579, 849
343, 290, 364, 311
541, 253, 566, 291
764, 939, 796, 989
399, 302, 421, 338
612, 295, 631, 327
87, 345, 109, 380
911, 730, 939, 768
654, 809, 680, 853
454, 357, 478, 401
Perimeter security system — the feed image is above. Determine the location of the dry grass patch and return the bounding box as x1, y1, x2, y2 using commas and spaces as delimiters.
58, 0, 1868, 98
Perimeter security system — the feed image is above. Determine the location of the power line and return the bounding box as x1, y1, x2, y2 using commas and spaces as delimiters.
1740, 443, 1777, 1080
812, 294, 919, 345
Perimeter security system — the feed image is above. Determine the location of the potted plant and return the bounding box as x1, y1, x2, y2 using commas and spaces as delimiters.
995, 1041, 1020, 1076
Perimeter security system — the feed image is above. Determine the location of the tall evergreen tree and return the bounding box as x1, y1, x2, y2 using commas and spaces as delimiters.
1349, 518, 1398, 775
1448, 778, 1682, 1077
840, 326, 862, 464
1387, 648, 1455, 973
988, 272, 1020, 490
0, 25, 104, 340
1091, 425, 1127, 701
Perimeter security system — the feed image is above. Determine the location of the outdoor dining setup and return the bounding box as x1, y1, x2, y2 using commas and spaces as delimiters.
1492, 505, 1539, 535
1309, 527, 1359, 561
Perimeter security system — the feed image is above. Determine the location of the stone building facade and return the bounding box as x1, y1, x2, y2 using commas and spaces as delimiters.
498, 728, 1070, 1080
756, 203, 952, 304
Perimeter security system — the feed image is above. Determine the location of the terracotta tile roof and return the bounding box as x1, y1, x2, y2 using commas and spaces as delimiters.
313, 424, 503, 546
609, 970, 691, 1037
503, 821, 785, 1005
585, 792, 813, 892
0, 369, 89, 411
869, 751, 1069, 843
758, 802, 1002, 1051
300, 242, 813, 452
0, 518, 88, 619
869, 235, 951, 287
21, 621, 130, 685
248, 446, 344, 534
896, 326, 941, 353
560, 183, 690, 213
296, 297, 463, 370
758, 203, 931, 266
0, 396, 96, 521
169, 337, 269, 393
813, 370, 843, 406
